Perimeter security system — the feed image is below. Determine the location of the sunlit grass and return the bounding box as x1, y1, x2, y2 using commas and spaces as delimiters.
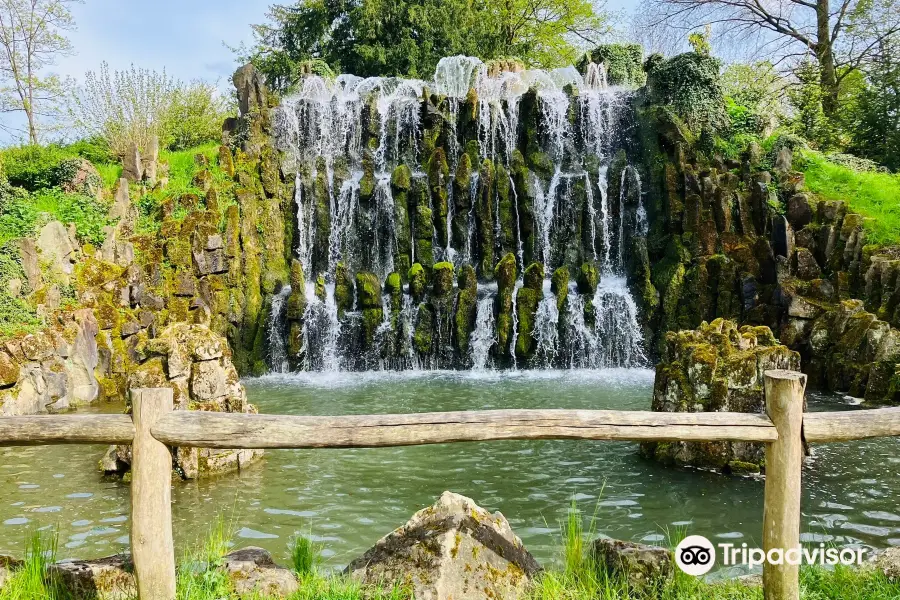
799, 150, 900, 246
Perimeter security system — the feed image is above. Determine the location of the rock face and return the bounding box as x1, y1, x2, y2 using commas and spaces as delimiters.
101, 323, 263, 479
36, 220, 79, 280
0, 310, 99, 415
347, 491, 541, 600
223, 547, 299, 598
592, 538, 673, 590
48, 555, 135, 600
641, 319, 801, 473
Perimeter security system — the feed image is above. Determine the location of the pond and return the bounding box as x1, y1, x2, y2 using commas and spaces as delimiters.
1, 369, 898, 572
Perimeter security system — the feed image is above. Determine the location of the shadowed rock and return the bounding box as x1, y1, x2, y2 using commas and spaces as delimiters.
592, 538, 673, 590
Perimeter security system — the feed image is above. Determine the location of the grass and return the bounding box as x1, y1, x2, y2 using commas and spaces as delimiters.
2, 517, 898, 600
798, 150, 900, 246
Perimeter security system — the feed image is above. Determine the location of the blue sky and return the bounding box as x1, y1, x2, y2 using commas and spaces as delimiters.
2, 0, 636, 143
55, 0, 269, 83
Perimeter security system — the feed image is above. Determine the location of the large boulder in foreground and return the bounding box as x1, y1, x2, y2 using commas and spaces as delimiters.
346, 491, 541, 600
48, 555, 135, 600
641, 318, 801, 474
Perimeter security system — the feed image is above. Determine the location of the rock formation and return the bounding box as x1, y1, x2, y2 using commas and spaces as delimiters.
346, 491, 541, 600
641, 319, 801, 473
99, 322, 263, 479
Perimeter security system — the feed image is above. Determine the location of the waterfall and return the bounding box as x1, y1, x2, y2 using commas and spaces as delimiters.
469, 294, 497, 370
592, 276, 646, 368
266, 286, 292, 373
300, 283, 341, 372
531, 282, 560, 368
271, 56, 649, 374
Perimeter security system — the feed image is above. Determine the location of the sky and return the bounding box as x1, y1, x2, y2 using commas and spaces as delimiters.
1, 0, 636, 144
55, 0, 269, 84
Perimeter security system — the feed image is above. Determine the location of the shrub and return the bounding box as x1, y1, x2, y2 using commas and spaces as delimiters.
579, 44, 646, 87
645, 52, 728, 143
163, 81, 233, 151
0, 144, 73, 191
69, 62, 232, 157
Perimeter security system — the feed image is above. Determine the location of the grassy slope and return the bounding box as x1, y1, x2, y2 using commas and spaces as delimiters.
799, 151, 900, 246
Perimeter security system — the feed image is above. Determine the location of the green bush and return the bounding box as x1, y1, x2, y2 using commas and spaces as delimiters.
0, 188, 110, 246
0, 144, 74, 191
65, 136, 116, 165
645, 52, 728, 145
580, 44, 645, 87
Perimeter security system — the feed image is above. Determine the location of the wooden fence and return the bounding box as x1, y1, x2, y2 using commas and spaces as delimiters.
2, 369, 900, 600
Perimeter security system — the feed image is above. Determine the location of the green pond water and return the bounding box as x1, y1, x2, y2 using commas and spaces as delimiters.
1, 369, 899, 571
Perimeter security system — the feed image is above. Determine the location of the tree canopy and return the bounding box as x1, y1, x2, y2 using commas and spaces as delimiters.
241, 0, 610, 92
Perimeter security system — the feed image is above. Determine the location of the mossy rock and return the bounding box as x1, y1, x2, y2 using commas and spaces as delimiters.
413, 303, 434, 355
523, 262, 545, 291
335, 263, 354, 316
454, 265, 479, 356
514, 287, 541, 359
356, 272, 382, 309
577, 263, 599, 294
551, 266, 569, 310
287, 260, 307, 320
495, 253, 517, 293
409, 263, 427, 303
432, 262, 455, 297
360, 307, 384, 348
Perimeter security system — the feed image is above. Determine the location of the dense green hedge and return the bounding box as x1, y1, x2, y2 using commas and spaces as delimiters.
645, 52, 727, 142
579, 44, 645, 87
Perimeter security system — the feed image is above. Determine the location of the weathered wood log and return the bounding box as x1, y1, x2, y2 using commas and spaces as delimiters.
0, 415, 134, 445
150, 409, 779, 449
804, 407, 900, 443
762, 370, 806, 600
130, 388, 176, 600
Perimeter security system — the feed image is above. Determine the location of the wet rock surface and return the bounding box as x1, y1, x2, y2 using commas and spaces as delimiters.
641, 318, 801, 473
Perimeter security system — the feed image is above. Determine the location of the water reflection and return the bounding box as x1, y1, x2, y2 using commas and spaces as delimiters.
0, 372, 897, 570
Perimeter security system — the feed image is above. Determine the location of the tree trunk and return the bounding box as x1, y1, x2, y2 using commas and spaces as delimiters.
816, 0, 839, 118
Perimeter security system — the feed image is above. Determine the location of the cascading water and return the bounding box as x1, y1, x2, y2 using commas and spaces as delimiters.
266, 286, 292, 373
469, 291, 497, 370
273, 57, 649, 373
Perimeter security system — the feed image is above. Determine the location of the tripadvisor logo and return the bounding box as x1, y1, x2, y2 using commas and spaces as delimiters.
674, 535, 866, 576
675, 535, 716, 576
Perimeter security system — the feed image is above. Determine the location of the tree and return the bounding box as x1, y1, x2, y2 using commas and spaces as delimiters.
0, 0, 79, 144
240, 0, 610, 92
69, 62, 232, 157
640, 0, 900, 119
849, 40, 900, 170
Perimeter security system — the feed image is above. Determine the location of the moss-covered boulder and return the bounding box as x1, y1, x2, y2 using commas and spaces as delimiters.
515, 262, 545, 361
577, 262, 599, 294
335, 263, 354, 316
286, 260, 307, 320
551, 266, 569, 311
409, 263, 427, 303
356, 272, 382, 309
495, 253, 518, 357
385, 272, 403, 313
640, 319, 801, 474
432, 262, 455, 297
454, 265, 478, 356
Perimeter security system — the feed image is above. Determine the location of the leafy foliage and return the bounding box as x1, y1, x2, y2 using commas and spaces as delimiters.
645, 51, 727, 144
1, 144, 74, 191
0, 187, 110, 246
846, 44, 900, 171
242, 0, 609, 91
69, 62, 233, 157
580, 44, 646, 87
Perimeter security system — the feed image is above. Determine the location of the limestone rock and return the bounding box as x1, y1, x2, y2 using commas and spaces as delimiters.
878, 547, 900, 581
787, 194, 812, 228
142, 135, 159, 184
775, 146, 792, 173
592, 538, 673, 590
49, 555, 135, 600
641, 318, 801, 472
123, 142, 143, 183
223, 547, 298, 598
37, 220, 78, 277
58, 158, 103, 199
347, 491, 540, 600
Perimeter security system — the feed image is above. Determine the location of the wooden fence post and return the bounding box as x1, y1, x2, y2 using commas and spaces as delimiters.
130, 388, 176, 600
762, 370, 807, 600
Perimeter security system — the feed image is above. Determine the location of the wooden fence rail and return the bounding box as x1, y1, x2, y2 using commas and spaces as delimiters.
1, 369, 899, 600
